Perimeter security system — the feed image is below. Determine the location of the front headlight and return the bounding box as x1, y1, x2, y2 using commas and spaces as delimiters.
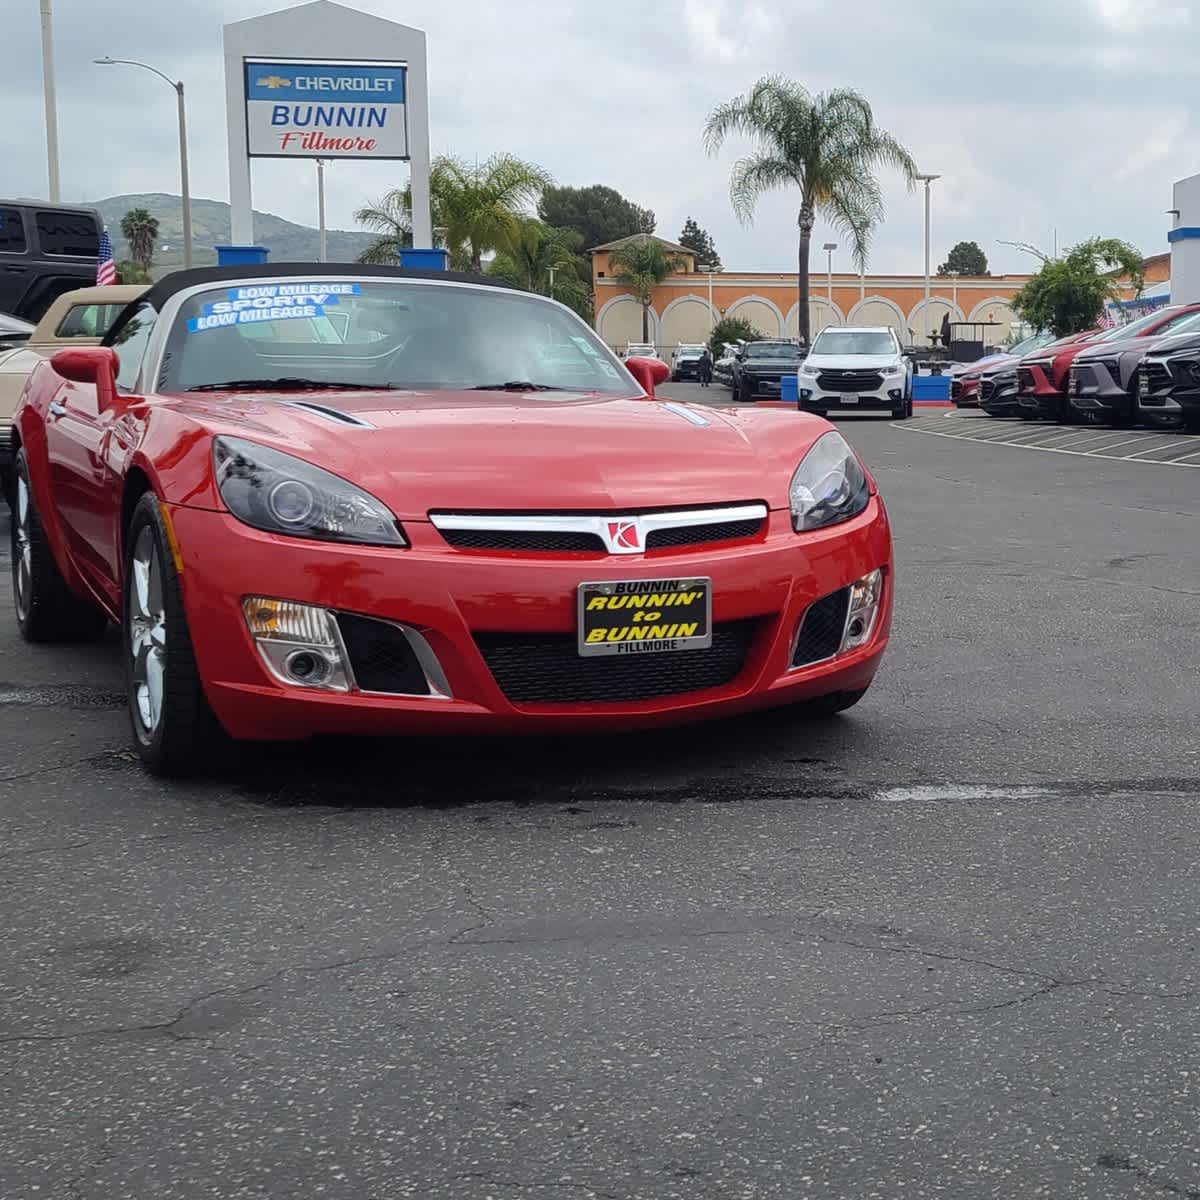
799, 362, 818, 377
213, 436, 406, 546
884, 362, 905, 376
788, 432, 870, 532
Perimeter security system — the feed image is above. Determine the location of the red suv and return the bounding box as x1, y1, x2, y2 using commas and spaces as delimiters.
1017, 305, 1200, 422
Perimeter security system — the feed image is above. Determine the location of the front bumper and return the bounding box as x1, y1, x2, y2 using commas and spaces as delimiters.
167, 502, 893, 741
1138, 382, 1200, 416
1016, 363, 1061, 417
979, 380, 1022, 415
740, 373, 791, 397
798, 379, 905, 412
673, 363, 701, 379
1069, 363, 1132, 418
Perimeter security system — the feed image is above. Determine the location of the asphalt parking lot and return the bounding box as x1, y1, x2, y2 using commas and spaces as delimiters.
908, 407, 1200, 466
3, 389, 1200, 1199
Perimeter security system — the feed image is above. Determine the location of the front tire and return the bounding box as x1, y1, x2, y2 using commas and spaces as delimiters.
10, 449, 108, 643
123, 492, 223, 775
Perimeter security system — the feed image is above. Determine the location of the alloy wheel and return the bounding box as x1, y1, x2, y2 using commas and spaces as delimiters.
13, 472, 32, 621
128, 525, 167, 740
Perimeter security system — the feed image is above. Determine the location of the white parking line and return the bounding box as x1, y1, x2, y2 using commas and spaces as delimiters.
1120, 438, 1194, 461
894, 418, 1200, 467
1167, 444, 1200, 463
1083, 434, 1158, 454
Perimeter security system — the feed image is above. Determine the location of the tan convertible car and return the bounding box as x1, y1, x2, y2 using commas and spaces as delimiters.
0, 284, 146, 499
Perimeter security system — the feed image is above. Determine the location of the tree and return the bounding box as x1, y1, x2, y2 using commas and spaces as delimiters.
487, 218, 593, 320
938, 240, 989, 276
355, 185, 414, 264
678, 218, 721, 270
608, 236, 687, 343
1011, 238, 1144, 337
705, 75, 916, 343
432, 154, 552, 272
115, 260, 153, 285
355, 154, 550, 272
538, 184, 655, 251
120, 207, 159, 269
708, 315, 761, 359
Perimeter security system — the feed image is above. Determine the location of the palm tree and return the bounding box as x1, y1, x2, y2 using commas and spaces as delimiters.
120, 207, 159, 270
490, 218, 579, 292
431, 154, 552, 272
608, 235, 687, 344
355, 185, 414, 264
705, 76, 917, 343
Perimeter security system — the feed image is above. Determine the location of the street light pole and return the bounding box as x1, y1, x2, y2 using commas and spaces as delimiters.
315, 159, 327, 262
916, 173, 940, 348
94, 57, 193, 268
40, 0, 60, 201
822, 242, 837, 306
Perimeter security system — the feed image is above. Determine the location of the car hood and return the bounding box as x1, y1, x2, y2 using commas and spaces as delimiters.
979, 356, 1020, 377
1141, 330, 1200, 357
1073, 334, 1163, 360
802, 354, 900, 370
163, 389, 833, 518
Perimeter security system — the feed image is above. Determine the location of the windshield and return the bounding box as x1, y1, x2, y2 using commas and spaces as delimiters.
159, 279, 633, 395
1092, 308, 1180, 343
811, 330, 897, 356
746, 343, 802, 358
1007, 331, 1053, 356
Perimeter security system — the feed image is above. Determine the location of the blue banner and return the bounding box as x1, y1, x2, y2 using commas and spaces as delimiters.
245, 61, 405, 104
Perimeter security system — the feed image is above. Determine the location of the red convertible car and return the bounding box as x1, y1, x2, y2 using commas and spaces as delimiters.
10, 265, 892, 773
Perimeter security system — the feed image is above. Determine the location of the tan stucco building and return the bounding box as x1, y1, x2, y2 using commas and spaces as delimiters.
591, 234, 1039, 352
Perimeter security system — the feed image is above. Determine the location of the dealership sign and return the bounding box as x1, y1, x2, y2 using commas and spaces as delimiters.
244, 59, 408, 159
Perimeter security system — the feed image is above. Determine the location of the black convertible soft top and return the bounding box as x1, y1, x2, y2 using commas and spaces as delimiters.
140, 261, 521, 313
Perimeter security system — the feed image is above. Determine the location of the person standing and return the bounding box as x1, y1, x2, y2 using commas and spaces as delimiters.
698, 347, 714, 388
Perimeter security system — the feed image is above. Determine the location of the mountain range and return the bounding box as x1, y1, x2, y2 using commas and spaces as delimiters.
92, 193, 378, 271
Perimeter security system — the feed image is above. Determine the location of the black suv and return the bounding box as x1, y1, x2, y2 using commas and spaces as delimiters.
730, 340, 806, 402
0, 201, 103, 321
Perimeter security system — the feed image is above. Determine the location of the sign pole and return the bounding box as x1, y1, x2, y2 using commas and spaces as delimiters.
39, 0, 61, 202
316, 159, 327, 262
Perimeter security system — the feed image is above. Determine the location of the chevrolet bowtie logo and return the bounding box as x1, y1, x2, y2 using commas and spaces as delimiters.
256, 75, 291, 89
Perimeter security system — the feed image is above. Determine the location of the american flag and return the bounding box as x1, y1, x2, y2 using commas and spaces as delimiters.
96, 229, 116, 286
1097, 306, 1116, 330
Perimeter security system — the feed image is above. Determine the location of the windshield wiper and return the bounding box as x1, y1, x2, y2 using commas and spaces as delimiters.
469, 381, 564, 392
184, 378, 389, 393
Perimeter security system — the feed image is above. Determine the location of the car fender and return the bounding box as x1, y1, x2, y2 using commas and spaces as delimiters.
13, 361, 94, 601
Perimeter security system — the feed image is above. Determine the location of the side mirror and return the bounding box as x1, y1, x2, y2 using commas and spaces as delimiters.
625, 355, 670, 397
51, 346, 119, 411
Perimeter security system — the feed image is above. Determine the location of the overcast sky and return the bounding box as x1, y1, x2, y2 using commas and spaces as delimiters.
3, 0, 1196, 275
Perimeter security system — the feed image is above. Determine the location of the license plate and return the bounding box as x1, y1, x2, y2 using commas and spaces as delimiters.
840, 394, 859, 405
577, 578, 712, 658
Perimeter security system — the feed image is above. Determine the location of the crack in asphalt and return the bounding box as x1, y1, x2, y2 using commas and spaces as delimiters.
453, 1173, 624, 1200
1096, 1153, 1200, 1199
0, 924, 484, 1051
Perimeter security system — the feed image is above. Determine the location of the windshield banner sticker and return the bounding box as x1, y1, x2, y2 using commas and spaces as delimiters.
187, 284, 362, 333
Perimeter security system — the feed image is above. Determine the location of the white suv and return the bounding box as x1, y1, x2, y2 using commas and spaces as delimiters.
798, 326, 913, 419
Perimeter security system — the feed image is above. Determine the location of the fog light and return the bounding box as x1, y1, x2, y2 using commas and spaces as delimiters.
889, 389, 901, 400
242, 596, 351, 692
840, 569, 883, 652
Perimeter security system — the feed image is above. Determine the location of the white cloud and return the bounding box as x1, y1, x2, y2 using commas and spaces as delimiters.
4, 0, 1199, 278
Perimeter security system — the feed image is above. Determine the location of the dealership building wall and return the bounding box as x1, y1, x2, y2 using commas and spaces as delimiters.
591, 238, 1037, 352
